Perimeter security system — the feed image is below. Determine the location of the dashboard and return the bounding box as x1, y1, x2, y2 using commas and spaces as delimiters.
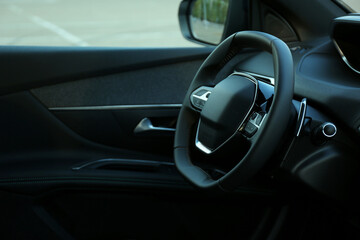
190, 36, 360, 201
235, 39, 360, 137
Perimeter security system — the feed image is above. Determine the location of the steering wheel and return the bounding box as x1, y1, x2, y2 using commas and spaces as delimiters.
174, 31, 294, 191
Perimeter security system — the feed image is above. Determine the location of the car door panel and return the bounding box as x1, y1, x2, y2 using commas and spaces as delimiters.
30, 59, 204, 107
27, 57, 205, 156
0, 47, 212, 188
0, 46, 212, 95
0, 46, 274, 239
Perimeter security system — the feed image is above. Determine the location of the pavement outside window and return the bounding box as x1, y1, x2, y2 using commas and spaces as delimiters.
0, 0, 199, 47
340, 0, 360, 12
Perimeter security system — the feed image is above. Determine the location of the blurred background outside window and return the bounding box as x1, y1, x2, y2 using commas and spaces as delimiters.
0, 0, 198, 47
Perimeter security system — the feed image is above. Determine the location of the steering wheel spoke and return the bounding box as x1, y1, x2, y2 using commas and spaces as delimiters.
241, 112, 267, 138
190, 86, 214, 111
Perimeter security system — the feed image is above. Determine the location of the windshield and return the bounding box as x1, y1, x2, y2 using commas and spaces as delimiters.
337, 0, 360, 12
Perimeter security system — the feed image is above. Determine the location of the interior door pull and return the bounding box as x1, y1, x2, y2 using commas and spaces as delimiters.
134, 118, 176, 134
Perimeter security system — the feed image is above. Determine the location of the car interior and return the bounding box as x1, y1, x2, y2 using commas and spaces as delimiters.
0, 0, 360, 239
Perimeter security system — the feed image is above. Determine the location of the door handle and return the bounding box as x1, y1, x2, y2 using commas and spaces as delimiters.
134, 118, 176, 135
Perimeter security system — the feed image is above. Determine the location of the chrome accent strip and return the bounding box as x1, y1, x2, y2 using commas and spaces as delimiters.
134, 118, 175, 134
333, 15, 360, 22
195, 72, 259, 154
322, 123, 337, 138
195, 140, 212, 154
249, 112, 267, 128
72, 158, 174, 171
296, 98, 307, 137
333, 40, 360, 75
49, 104, 182, 111
190, 86, 213, 110
193, 91, 211, 101
239, 71, 275, 85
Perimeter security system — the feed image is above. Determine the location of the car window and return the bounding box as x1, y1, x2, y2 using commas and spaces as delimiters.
0, 0, 198, 47
337, 0, 360, 12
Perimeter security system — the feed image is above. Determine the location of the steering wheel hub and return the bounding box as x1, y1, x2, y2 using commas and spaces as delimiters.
196, 73, 258, 154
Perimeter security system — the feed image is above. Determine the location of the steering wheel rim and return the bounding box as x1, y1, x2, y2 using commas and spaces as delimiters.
174, 31, 294, 191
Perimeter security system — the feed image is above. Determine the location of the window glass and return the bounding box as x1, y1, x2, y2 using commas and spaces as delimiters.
337, 0, 360, 12
0, 0, 198, 47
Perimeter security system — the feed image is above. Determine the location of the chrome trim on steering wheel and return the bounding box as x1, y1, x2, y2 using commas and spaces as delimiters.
195, 139, 212, 154
240, 71, 275, 85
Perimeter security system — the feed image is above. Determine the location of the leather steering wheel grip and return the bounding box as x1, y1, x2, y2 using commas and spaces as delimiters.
174, 31, 294, 191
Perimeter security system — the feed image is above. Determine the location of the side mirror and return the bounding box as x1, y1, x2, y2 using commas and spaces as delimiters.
189, 0, 229, 45
179, 0, 249, 45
